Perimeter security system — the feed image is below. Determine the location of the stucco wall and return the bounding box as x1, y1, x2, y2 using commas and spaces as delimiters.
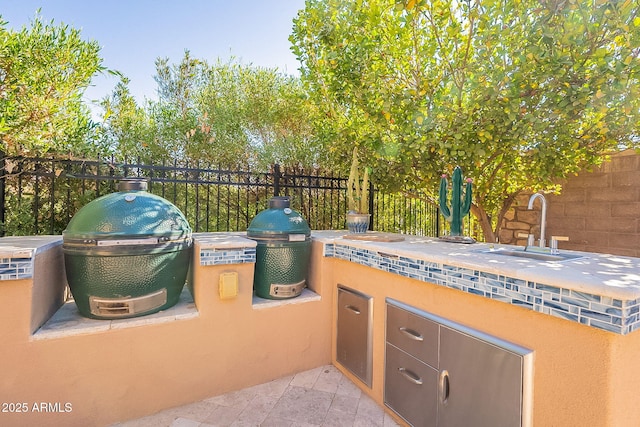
0, 241, 332, 427
500, 150, 640, 257
329, 259, 640, 427
4, 232, 640, 426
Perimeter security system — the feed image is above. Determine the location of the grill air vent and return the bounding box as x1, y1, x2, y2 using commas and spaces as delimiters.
89, 289, 167, 318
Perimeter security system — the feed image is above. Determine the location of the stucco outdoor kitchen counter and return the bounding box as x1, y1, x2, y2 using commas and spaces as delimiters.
313, 230, 640, 335
0, 235, 61, 258
0, 236, 62, 281
4, 232, 638, 301
4, 231, 638, 336
313, 231, 640, 300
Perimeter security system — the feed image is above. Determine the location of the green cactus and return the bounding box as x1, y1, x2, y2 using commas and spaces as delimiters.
347, 147, 370, 214
439, 166, 472, 236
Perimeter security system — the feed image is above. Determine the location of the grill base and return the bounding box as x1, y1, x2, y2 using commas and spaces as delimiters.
268, 280, 306, 299
64, 248, 191, 319
253, 241, 310, 300
89, 289, 167, 318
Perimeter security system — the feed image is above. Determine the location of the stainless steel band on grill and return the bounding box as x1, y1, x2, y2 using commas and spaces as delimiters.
63, 236, 192, 255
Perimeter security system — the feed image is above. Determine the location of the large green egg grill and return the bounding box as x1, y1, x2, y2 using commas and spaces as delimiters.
62, 179, 192, 319
247, 197, 311, 299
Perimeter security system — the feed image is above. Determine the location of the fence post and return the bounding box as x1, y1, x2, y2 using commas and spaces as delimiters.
273, 164, 281, 197
0, 151, 5, 236
368, 180, 374, 231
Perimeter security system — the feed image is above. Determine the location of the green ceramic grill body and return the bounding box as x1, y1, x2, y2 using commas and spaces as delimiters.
247, 197, 311, 299
62, 179, 192, 319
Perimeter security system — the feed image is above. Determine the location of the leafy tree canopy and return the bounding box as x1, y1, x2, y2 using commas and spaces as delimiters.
0, 14, 106, 156
291, 0, 640, 241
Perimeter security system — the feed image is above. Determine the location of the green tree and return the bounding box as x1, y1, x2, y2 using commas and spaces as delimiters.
102, 52, 324, 169
291, 0, 640, 242
99, 77, 153, 160
0, 15, 105, 156
234, 64, 323, 169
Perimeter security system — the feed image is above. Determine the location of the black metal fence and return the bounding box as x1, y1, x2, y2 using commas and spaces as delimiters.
0, 155, 440, 237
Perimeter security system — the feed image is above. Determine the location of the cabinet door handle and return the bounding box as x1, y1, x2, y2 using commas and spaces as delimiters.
398, 327, 424, 341
345, 304, 361, 315
398, 367, 423, 385
439, 370, 450, 405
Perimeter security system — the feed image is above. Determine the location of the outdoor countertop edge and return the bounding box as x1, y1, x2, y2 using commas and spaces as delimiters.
0, 235, 63, 259
2, 232, 639, 302
192, 232, 257, 249
312, 230, 640, 302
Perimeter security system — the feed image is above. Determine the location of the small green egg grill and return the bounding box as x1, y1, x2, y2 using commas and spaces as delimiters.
247, 197, 311, 299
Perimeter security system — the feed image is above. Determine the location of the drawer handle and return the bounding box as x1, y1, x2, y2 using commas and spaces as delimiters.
439, 370, 450, 405
399, 327, 424, 341
398, 367, 423, 385
345, 304, 361, 315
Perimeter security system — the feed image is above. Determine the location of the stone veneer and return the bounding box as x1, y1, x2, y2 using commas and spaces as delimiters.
500, 150, 640, 258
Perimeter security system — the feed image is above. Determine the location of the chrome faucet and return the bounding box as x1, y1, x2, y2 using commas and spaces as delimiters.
527, 193, 547, 249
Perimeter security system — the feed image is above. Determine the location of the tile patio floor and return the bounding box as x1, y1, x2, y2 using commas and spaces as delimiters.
111, 364, 401, 427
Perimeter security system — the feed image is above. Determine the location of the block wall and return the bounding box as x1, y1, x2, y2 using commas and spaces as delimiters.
499, 150, 640, 257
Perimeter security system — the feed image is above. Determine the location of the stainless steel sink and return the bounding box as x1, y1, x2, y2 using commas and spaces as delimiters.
477, 248, 584, 262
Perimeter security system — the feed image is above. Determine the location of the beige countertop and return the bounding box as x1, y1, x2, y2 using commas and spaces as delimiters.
193, 231, 257, 249
0, 235, 62, 259
3, 232, 639, 302
313, 230, 640, 301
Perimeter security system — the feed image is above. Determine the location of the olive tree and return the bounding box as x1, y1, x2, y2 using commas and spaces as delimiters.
0, 15, 105, 156
291, 0, 640, 241
101, 52, 323, 169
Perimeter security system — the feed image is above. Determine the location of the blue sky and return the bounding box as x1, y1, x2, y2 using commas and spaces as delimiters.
2, 0, 307, 109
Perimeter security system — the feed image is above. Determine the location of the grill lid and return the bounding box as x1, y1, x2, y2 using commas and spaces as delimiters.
63, 179, 192, 253
247, 197, 311, 240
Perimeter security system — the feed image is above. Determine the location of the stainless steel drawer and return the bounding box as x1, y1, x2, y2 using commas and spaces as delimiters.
387, 303, 439, 367
385, 343, 439, 427
385, 298, 534, 427
337, 285, 373, 387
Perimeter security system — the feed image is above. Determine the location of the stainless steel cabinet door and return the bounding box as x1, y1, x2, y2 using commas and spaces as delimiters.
438, 326, 524, 427
385, 343, 439, 427
336, 285, 373, 387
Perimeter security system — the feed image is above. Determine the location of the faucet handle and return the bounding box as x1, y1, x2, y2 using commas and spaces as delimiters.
550, 236, 569, 254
